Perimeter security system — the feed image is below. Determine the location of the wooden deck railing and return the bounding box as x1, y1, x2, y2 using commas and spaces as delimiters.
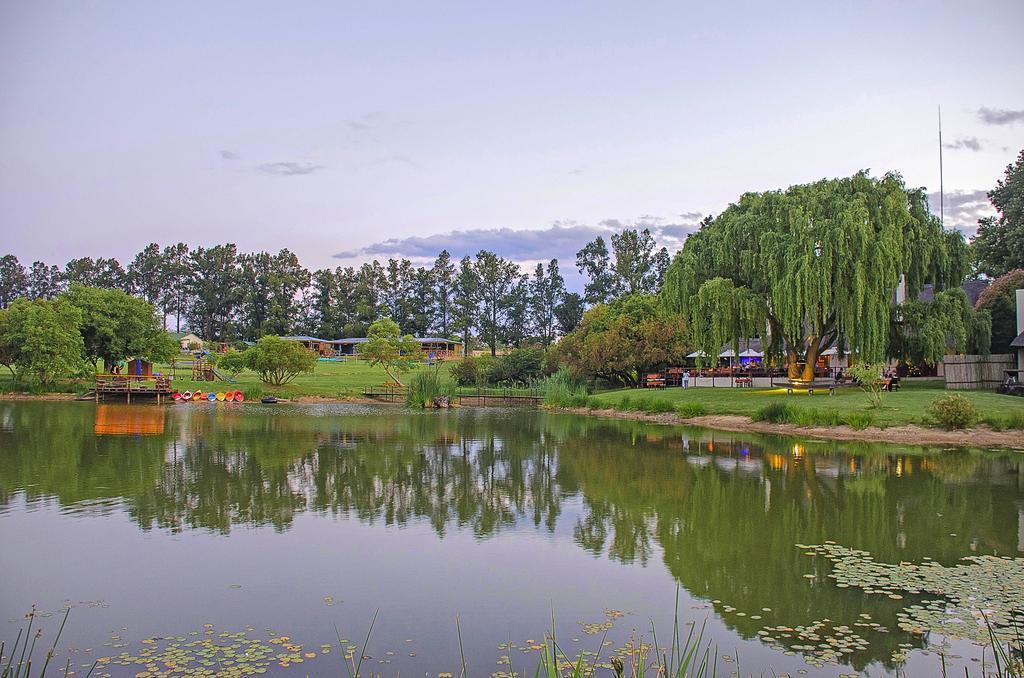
94, 374, 173, 402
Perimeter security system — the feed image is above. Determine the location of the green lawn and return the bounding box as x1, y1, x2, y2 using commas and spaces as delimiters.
589, 379, 1024, 429
155, 358, 445, 399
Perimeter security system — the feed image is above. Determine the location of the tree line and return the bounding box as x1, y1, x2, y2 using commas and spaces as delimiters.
0, 226, 670, 355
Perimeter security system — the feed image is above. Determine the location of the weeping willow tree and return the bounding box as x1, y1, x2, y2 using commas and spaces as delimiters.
662, 172, 971, 382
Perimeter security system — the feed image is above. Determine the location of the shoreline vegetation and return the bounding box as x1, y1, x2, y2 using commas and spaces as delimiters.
3, 379, 1022, 448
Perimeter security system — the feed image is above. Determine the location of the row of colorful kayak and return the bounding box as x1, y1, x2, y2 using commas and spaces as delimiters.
172, 390, 246, 403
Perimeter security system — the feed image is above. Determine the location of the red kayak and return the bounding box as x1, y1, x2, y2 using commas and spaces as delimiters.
172, 391, 182, 401
233, 390, 245, 402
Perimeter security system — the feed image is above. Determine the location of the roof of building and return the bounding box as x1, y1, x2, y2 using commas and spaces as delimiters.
283, 336, 462, 345
1011, 331, 1024, 349
416, 337, 462, 344
915, 279, 989, 306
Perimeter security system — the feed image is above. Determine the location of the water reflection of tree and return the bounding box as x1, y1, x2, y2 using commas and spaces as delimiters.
2, 402, 1023, 670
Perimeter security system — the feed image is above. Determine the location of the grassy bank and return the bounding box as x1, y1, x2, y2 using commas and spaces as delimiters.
587, 380, 1024, 430
158, 358, 411, 399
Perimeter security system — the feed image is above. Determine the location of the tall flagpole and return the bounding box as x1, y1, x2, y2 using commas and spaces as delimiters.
938, 105, 944, 226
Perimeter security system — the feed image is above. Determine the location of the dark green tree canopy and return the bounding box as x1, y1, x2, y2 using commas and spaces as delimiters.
975, 268, 1024, 351
558, 293, 689, 387
663, 171, 970, 380
0, 297, 86, 384
64, 284, 175, 369
971, 148, 1024, 277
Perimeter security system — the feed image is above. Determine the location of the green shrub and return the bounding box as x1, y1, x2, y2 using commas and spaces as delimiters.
640, 398, 675, 413
791, 408, 843, 427
752, 402, 793, 423
499, 348, 546, 385
617, 395, 634, 411
449, 356, 480, 386
1005, 410, 1024, 430
541, 368, 588, 407
217, 350, 248, 379
586, 396, 605, 409
405, 368, 454, 407
981, 410, 1024, 431
927, 393, 980, 430
676, 402, 708, 418
567, 394, 590, 408
846, 411, 875, 430
242, 385, 263, 401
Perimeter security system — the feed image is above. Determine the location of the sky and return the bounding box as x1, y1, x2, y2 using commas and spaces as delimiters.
2, 0, 1023, 286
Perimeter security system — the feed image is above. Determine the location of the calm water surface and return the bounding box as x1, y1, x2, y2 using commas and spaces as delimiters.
1, 401, 1022, 677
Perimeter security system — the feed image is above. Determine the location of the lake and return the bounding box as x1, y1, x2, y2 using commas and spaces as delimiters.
1, 401, 1022, 677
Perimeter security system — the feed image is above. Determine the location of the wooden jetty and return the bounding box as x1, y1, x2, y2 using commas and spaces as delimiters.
94, 374, 174, 403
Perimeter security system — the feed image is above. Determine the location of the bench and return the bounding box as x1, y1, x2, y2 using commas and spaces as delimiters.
645, 373, 666, 389
786, 380, 844, 396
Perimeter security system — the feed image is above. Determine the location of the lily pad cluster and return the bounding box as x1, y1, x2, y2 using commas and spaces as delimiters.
577, 609, 625, 635
756, 619, 870, 668
93, 625, 321, 677
799, 542, 1024, 644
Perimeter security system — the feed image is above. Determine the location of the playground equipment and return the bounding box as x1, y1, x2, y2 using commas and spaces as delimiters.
170, 354, 234, 382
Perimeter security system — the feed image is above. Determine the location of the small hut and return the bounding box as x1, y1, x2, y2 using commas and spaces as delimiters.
124, 357, 154, 377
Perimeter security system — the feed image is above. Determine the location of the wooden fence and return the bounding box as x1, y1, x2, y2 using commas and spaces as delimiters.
942, 354, 1014, 390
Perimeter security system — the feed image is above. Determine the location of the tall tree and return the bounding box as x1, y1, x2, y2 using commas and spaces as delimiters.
160, 243, 190, 333
663, 172, 973, 382
504, 274, 531, 348
27, 261, 64, 300
452, 256, 479, 352
431, 250, 456, 337
127, 244, 167, 326
352, 261, 386, 334
610, 228, 665, 294
64, 256, 126, 289
238, 248, 310, 338
555, 292, 584, 336
0, 255, 28, 308
310, 268, 340, 338
63, 257, 98, 287
186, 244, 242, 341
530, 259, 565, 346
238, 251, 273, 339
576, 237, 617, 306
474, 251, 520, 356
972, 148, 1024, 277
407, 267, 435, 336
382, 258, 415, 329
